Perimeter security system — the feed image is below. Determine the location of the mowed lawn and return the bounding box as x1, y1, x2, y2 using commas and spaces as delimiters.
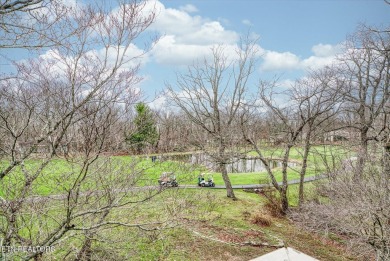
0, 157, 318, 197
0, 145, 349, 197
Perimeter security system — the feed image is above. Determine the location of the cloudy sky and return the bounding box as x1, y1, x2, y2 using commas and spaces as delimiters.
137, 0, 389, 106
1, 0, 389, 107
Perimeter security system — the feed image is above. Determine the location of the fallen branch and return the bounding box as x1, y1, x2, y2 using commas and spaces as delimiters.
191, 229, 284, 248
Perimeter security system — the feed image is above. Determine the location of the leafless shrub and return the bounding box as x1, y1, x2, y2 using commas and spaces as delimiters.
290, 156, 390, 260
257, 187, 284, 218
251, 212, 272, 227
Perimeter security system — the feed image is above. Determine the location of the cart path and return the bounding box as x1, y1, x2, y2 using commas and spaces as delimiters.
3, 174, 326, 204
181, 174, 326, 189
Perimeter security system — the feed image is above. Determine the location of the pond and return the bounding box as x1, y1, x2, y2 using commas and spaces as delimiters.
156, 153, 297, 173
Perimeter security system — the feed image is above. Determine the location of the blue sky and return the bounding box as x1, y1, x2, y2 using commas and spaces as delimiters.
1, 0, 389, 107
179, 0, 388, 55
138, 0, 389, 106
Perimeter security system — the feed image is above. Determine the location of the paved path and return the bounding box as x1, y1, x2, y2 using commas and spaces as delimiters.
2, 175, 327, 204
180, 174, 326, 189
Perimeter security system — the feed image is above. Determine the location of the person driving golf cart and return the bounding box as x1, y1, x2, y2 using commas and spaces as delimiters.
158, 172, 178, 187
197, 173, 215, 187
197, 173, 205, 185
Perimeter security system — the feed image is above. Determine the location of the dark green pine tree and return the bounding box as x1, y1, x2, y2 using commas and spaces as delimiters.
127, 102, 158, 154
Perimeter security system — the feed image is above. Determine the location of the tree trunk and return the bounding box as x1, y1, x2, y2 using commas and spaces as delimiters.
280, 145, 292, 213
280, 187, 289, 214
218, 138, 236, 200
298, 174, 305, 207
356, 127, 369, 177
220, 163, 236, 199
76, 237, 92, 261
299, 129, 312, 207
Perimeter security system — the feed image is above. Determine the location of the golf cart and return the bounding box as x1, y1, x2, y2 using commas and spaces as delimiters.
158, 172, 178, 187
197, 173, 215, 187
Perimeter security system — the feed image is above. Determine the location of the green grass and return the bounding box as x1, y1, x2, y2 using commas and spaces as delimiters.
137, 144, 347, 187
32, 187, 356, 260
210, 167, 319, 186
247, 144, 350, 165
1, 174, 357, 260
0, 144, 352, 198
0, 145, 360, 260
0, 144, 348, 197
93, 188, 358, 260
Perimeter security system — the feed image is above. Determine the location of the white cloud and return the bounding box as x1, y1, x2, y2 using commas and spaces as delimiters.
152, 35, 263, 66
142, 1, 343, 73
218, 17, 230, 26
261, 51, 301, 71
145, 0, 204, 37
142, 0, 239, 65
151, 35, 246, 66
260, 43, 343, 72
301, 55, 335, 70
149, 95, 167, 110
28, 43, 147, 83
179, 4, 198, 13
95, 44, 148, 69
150, 1, 238, 45
301, 43, 343, 70
37, 49, 70, 77
242, 19, 253, 26
177, 21, 238, 45
151, 35, 213, 65
278, 79, 295, 89
311, 43, 342, 57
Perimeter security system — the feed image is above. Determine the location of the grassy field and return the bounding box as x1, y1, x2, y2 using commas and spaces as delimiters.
210, 168, 319, 186
0, 157, 320, 198
37, 187, 357, 260
0, 144, 350, 197
0, 145, 359, 260
142, 144, 349, 186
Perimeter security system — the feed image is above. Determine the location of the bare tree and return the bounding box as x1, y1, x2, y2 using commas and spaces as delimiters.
337, 25, 390, 176
0, 0, 155, 179
240, 67, 342, 212
290, 68, 343, 206
290, 25, 390, 261
290, 154, 390, 261
166, 38, 259, 199
241, 79, 307, 213
1, 0, 43, 14
155, 110, 194, 153
0, 0, 81, 50
0, 1, 195, 259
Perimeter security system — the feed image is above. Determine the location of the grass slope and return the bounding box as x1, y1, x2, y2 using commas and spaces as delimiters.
43, 188, 357, 260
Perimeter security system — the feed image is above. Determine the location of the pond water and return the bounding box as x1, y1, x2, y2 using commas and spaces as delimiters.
157, 153, 297, 173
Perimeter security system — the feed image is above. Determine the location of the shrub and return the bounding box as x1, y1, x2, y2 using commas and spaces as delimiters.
251, 212, 272, 227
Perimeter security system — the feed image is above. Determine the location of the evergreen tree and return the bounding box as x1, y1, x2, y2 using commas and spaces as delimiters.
126, 102, 158, 154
